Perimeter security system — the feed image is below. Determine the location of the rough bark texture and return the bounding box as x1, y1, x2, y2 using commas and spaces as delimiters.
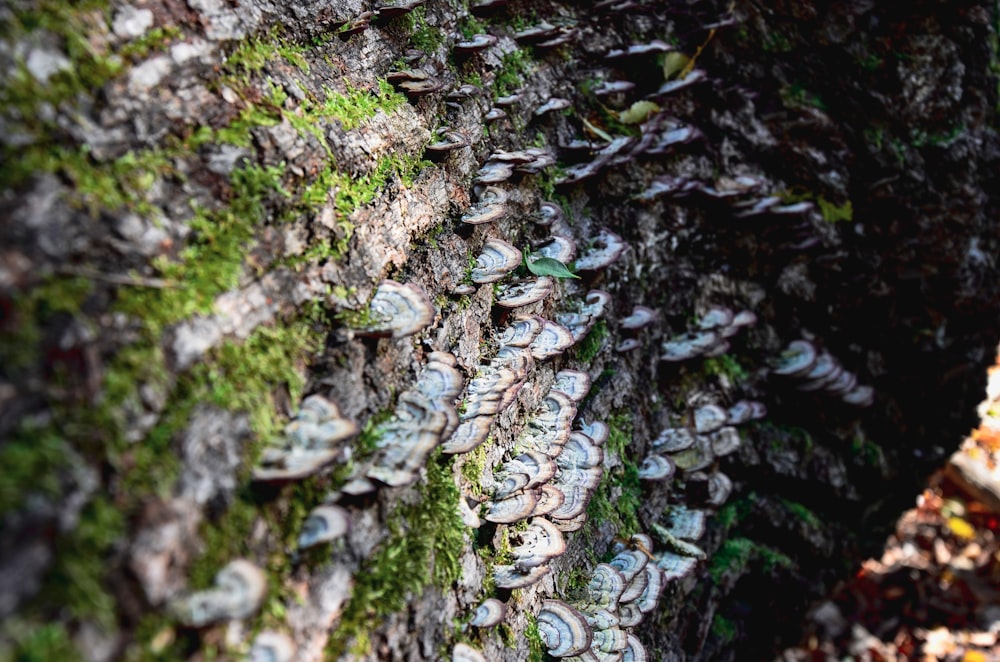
3, 0, 1000, 660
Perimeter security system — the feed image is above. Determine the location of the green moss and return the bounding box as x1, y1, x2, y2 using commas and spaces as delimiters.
710, 613, 737, 645
457, 15, 488, 40
1, 621, 83, 662
780, 498, 822, 529
816, 197, 853, 223
493, 49, 533, 97
708, 537, 754, 583
0, 425, 70, 517
587, 412, 642, 539
460, 442, 490, 496
575, 319, 608, 363
701, 354, 748, 383
325, 453, 467, 657
715, 495, 753, 531
406, 7, 444, 53
524, 614, 546, 662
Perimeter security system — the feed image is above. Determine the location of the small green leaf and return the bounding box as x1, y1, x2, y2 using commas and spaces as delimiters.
526, 256, 579, 279
619, 100, 660, 125
581, 117, 614, 143
662, 52, 691, 80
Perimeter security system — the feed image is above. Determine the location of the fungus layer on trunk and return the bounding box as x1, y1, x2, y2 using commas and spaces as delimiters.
170, 559, 267, 627
361, 280, 435, 338
538, 599, 594, 657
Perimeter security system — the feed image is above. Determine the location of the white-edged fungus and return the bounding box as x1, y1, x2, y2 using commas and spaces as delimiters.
772, 339, 819, 377
249, 630, 296, 662
496, 277, 555, 308
669, 435, 714, 473
635, 564, 664, 614
441, 415, 493, 454
578, 420, 609, 446
609, 549, 648, 584
536, 97, 572, 116
254, 395, 358, 481
538, 599, 594, 658
461, 368, 520, 419
652, 426, 696, 453
530, 320, 576, 360
547, 484, 593, 521
622, 634, 649, 662
557, 432, 604, 470
470, 598, 507, 628
362, 280, 435, 338
537, 201, 564, 226
297, 504, 350, 550
662, 505, 706, 541
656, 551, 699, 581
584, 609, 620, 631
706, 471, 733, 507
472, 239, 522, 283
574, 230, 626, 272
621, 305, 657, 330
693, 404, 728, 434
534, 235, 577, 264
486, 491, 539, 524
453, 642, 488, 662
494, 563, 551, 589
532, 483, 567, 517
499, 316, 545, 348
171, 559, 267, 627
580, 564, 626, 612
605, 40, 672, 62
617, 602, 644, 628
708, 426, 741, 457
842, 384, 875, 407
553, 370, 592, 403
592, 627, 628, 653
549, 511, 588, 532
660, 330, 720, 362
638, 454, 675, 481
453, 33, 498, 55
727, 399, 767, 425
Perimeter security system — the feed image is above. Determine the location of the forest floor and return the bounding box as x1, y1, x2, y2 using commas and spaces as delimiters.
782, 354, 1000, 662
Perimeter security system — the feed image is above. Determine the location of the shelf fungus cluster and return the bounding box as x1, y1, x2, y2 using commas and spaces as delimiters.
649, 399, 765, 508
772, 339, 875, 407
254, 395, 359, 481
358, 280, 436, 338
660, 305, 757, 362
169, 559, 268, 628
481, 375, 609, 589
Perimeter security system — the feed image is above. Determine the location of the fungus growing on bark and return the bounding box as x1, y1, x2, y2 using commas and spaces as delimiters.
534, 235, 577, 263
533, 483, 567, 516
338, 12, 372, 39
842, 384, 875, 407
557, 290, 612, 342
550, 511, 589, 532
496, 277, 555, 308
249, 630, 296, 662
512, 517, 567, 563
772, 339, 819, 376
536, 97, 572, 116
484, 107, 508, 122
514, 21, 560, 43
461, 367, 520, 418
697, 306, 734, 331
473, 161, 515, 186
366, 392, 448, 487
593, 79, 636, 97
453, 33, 498, 55
547, 484, 592, 521
616, 338, 641, 352
538, 599, 594, 658
661, 505, 707, 542
447, 83, 482, 100
609, 549, 648, 584
706, 471, 734, 507
707, 426, 741, 457
584, 609, 620, 631
441, 415, 492, 454
471, 239, 522, 283
494, 563, 551, 589
693, 404, 728, 434
605, 40, 672, 62
633, 564, 664, 614
578, 420, 609, 446
727, 399, 767, 425
580, 564, 626, 612
254, 395, 358, 481
557, 431, 604, 470
621, 305, 657, 330
486, 491, 539, 524
470, 598, 507, 628
171, 559, 267, 627
425, 129, 470, 158
453, 643, 488, 662
522, 390, 578, 452
652, 426, 696, 453
656, 551, 698, 582
648, 68, 707, 98
669, 435, 713, 473
357, 280, 435, 338
496, 450, 557, 493
637, 174, 698, 201
592, 627, 629, 653
660, 330, 720, 362
500, 316, 544, 348
469, 0, 508, 15
375, 0, 425, 18
769, 200, 814, 215
537, 201, 564, 226
638, 454, 675, 481
617, 602, 643, 628
622, 634, 649, 662
529, 319, 575, 360
297, 504, 350, 550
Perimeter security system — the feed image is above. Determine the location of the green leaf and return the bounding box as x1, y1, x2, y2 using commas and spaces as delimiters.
662, 52, 691, 80
619, 100, 660, 125
526, 256, 579, 279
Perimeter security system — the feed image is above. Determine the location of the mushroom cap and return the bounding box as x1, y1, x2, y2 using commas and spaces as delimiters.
649, 68, 707, 98
494, 563, 550, 589
708, 426, 741, 457
656, 551, 698, 581
536, 97, 572, 116
584, 609, 620, 631
772, 339, 818, 377
578, 420, 609, 446
616, 338, 642, 352
621, 305, 657, 330
496, 277, 555, 308
491, 345, 535, 381
491, 472, 531, 501
693, 404, 728, 434
461, 200, 506, 225
609, 549, 648, 583
553, 464, 603, 491
453, 33, 498, 54
549, 511, 588, 532
500, 316, 545, 348
473, 161, 515, 186
453, 643, 488, 662
706, 471, 733, 507
652, 426, 696, 453
547, 484, 593, 520
538, 599, 594, 658
472, 239, 523, 283
470, 598, 507, 628
622, 634, 649, 662
417, 360, 464, 403
619, 564, 649, 604
297, 505, 350, 549
505, 450, 558, 489
593, 627, 629, 653
697, 306, 734, 330
635, 564, 665, 614
511, 517, 567, 561
484, 107, 507, 121
557, 431, 604, 471
727, 400, 766, 425
581, 564, 626, 611
842, 384, 875, 407
661, 330, 719, 362
529, 319, 575, 360
605, 40, 672, 61
669, 435, 714, 473
663, 505, 706, 541
440, 416, 493, 454
254, 448, 340, 482
574, 229, 626, 272
617, 602, 644, 628
462, 367, 520, 419
365, 280, 435, 338
484, 490, 538, 524
594, 79, 636, 96
425, 129, 469, 156
534, 235, 577, 263
171, 559, 267, 627
537, 201, 564, 226
532, 483, 567, 517
553, 370, 592, 403
637, 454, 675, 481
249, 630, 296, 662
524, 390, 578, 449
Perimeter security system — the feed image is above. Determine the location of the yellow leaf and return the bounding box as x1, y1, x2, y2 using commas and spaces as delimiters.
662, 52, 691, 80
963, 651, 987, 662
619, 100, 660, 125
947, 516, 976, 541
581, 117, 614, 143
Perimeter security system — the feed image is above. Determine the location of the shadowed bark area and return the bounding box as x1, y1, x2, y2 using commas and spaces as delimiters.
2, 0, 999, 660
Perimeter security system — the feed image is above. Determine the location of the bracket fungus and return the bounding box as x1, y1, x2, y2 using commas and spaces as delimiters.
661, 505, 707, 542
708, 426, 741, 457
453, 643, 488, 662
553, 370, 593, 403
254, 395, 358, 481
623, 634, 649, 662
579, 564, 626, 613
529, 319, 575, 360
441, 416, 493, 454
297, 504, 350, 550
359, 280, 436, 338
170, 559, 267, 627
620, 305, 657, 330
249, 630, 296, 662
669, 435, 714, 473
366, 391, 449, 487
375, 0, 425, 18
605, 40, 673, 63
533, 483, 567, 517
536, 97, 572, 116
462, 186, 508, 224
534, 235, 577, 264
470, 598, 507, 628
499, 316, 544, 348
652, 426, 696, 453
425, 129, 470, 158
592, 626, 629, 653
453, 33, 498, 55
471, 239, 522, 283
486, 491, 540, 524
557, 431, 604, 470
537, 201, 564, 226
538, 599, 594, 658
484, 107, 508, 122
609, 549, 648, 584
693, 404, 728, 434
727, 399, 767, 425
574, 230, 625, 272
496, 277, 555, 308
494, 563, 551, 589
637, 454, 675, 481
